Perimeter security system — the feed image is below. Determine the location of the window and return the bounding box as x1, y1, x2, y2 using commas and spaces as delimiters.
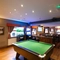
10, 27, 24, 37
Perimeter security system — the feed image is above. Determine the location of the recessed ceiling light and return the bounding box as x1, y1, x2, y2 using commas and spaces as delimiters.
25, 13, 27, 15
21, 4, 23, 7
14, 9, 16, 11
32, 10, 34, 13
10, 12, 11, 14
49, 10, 52, 13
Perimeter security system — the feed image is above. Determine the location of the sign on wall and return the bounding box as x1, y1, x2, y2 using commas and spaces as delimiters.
0, 26, 4, 35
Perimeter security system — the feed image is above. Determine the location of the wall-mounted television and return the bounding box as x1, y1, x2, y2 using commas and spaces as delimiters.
38, 26, 43, 32
10, 27, 24, 37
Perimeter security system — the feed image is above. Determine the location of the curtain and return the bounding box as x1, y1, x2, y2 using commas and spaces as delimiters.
7, 23, 20, 39
8, 26, 14, 38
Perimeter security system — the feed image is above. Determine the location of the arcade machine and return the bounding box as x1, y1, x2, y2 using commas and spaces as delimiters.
44, 27, 50, 37
32, 28, 37, 40
56, 28, 60, 35
10, 27, 25, 41
55, 26, 60, 41
49, 27, 55, 36
36, 26, 43, 41
52, 27, 60, 46
16, 27, 25, 41
25, 27, 32, 40
37, 26, 43, 33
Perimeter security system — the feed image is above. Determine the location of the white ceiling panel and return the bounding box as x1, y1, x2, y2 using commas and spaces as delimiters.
0, 0, 60, 22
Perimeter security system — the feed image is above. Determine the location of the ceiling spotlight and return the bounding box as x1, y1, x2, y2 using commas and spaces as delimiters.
49, 10, 52, 13
32, 10, 34, 13
25, 13, 27, 15
14, 9, 16, 11
21, 4, 23, 7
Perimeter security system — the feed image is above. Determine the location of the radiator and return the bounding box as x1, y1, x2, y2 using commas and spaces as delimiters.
8, 38, 17, 46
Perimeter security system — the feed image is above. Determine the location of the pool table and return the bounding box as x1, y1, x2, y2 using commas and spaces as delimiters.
12, 40, 54, 60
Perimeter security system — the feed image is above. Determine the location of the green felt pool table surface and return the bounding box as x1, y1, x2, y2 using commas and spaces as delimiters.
15, 40, 52, 55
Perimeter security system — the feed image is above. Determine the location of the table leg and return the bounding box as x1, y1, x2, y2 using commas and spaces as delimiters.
16, 53, 20, 60
24, 57, 27, 60
48, 58, 51, 60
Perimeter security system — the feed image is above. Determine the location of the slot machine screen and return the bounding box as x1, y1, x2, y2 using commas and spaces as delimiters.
26, 32, 31, 35
26, 28, 31, 35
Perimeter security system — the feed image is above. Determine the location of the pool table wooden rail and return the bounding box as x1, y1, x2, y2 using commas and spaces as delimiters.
12, 44, 54, 60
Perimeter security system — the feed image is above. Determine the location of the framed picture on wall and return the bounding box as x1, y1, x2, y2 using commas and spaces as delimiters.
0, 26, 4, 35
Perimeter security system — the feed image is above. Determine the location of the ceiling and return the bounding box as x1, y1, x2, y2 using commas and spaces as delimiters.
0, 0, 60, 27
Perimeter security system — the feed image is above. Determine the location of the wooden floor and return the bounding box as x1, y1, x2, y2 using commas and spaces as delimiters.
0, 46, 60, 60
0, 46, 16, 60
50, 47, 60, 60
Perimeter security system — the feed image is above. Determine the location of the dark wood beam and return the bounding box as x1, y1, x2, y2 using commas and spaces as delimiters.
29, 18, 60, 24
